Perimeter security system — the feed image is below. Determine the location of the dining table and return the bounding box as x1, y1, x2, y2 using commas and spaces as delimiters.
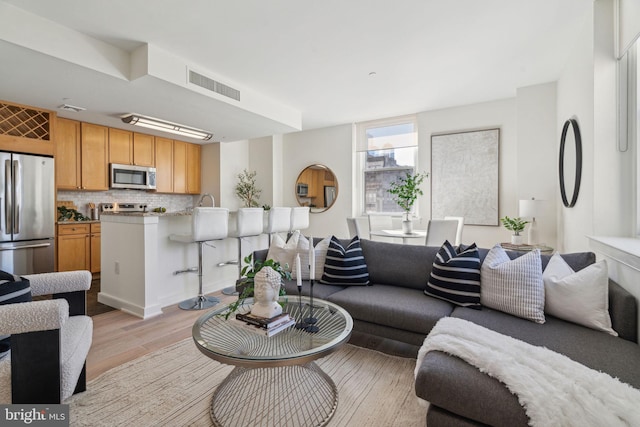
369, 229, 427, 244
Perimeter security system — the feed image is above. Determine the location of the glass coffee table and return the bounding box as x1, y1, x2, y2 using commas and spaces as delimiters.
193, 296, 353, 427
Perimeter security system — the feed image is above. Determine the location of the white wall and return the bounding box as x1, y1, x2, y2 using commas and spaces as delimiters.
516, 82, 558, 249
416, 98, 519, 248
219, 140, 249, 209
556, 5, 595, 253
249, 136, 274, 207
282, 124, 353, 238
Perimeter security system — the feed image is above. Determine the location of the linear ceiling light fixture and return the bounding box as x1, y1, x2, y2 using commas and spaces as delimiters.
121, 114, 213, 141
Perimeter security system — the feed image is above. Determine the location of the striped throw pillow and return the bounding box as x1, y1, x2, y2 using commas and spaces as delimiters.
425, 241, 481, 309
320, 236, 370, 285
481, 244, 545, 323
0, 271, 32, 359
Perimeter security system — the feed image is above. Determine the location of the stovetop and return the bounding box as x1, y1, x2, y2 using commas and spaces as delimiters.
100, 203, 148, 213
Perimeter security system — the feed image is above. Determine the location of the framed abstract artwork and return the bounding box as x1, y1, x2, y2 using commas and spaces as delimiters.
431, 128, 500, 226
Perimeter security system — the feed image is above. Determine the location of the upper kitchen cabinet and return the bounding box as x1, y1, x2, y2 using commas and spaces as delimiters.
108, 129, 155, 167
155, 136, 173, 193
80, 123, 109, 190
173, 140, 201, 194
186, 142, 201, 194
108, 128, 133, 165
56, 119, 108, 190
0, 100, 56, 156
56, 118, 81, 189
133, 133, 155, 167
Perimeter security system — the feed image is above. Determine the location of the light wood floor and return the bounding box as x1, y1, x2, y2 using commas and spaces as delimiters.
87, 291, 237, 381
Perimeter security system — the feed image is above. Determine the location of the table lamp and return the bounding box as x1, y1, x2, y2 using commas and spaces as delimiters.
519, 198, 543, 245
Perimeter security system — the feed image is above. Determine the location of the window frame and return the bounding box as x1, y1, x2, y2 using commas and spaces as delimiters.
355, 115, 419, 216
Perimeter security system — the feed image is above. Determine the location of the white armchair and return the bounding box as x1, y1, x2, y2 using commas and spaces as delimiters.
0, 270, 92, 403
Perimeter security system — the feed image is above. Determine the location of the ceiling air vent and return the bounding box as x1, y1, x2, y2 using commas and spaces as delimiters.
188, 70, 240, 101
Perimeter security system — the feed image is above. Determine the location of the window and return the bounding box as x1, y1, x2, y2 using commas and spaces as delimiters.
356, 116, 418, 215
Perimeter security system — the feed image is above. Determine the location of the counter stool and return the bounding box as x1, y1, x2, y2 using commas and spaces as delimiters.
170, 207, 229, 310
221, 207, 264, 295
264, 207, 292, 246
289, 206, 310, 237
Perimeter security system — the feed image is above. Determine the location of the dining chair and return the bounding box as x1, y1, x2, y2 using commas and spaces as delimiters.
346, 217, 363, 239
444, 216, 465, 246
425, 219, 459, 247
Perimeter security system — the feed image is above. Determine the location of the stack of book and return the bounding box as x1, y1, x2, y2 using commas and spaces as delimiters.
233, 311, 296, 337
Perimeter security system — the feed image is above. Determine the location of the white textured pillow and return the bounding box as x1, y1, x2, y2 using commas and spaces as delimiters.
481, 245, 545, 324
543, 253, 617, 336
266, 231, 300, 272
291, 235, 331, 281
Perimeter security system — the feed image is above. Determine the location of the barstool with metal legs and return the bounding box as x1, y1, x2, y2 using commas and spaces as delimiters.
289, 206, 310, 237
264, 207, 292, 246
170, 207, 229, 310
220, 207, 264, 295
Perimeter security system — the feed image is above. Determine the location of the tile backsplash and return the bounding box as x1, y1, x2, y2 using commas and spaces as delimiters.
58, 190, 198, 217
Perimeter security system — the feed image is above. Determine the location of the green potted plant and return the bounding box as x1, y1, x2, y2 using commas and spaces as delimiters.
387, 171, 429, 234
222, 254, 291, 319
500, 216, 530, 245
235, 169, 262, 207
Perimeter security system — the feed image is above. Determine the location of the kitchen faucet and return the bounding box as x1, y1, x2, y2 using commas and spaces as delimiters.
198, 193, 215, 207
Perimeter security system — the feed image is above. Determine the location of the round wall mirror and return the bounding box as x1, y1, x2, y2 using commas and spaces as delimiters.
295, 164, 338, 213
559, 118, 582, 208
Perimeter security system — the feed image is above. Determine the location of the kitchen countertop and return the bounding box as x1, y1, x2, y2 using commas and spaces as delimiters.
57, 219, 101, 224
99, 210, 193, 217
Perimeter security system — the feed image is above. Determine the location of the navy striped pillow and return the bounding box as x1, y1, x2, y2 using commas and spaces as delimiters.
320, 236, 370, 286
0, 271, 32, 360
425, 241, 481, 309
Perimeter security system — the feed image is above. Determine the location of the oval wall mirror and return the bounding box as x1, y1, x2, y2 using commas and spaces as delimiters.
559, 118, 582, 208
295, 164, 338, 213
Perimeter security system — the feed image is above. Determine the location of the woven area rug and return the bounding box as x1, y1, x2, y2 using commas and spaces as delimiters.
68, 340, 424, 426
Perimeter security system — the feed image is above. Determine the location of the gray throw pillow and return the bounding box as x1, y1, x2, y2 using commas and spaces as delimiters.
480, 244, 545, 323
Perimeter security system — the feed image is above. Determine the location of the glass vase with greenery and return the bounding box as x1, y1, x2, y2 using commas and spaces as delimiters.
222, 254, 291, 319
387, 171, 429, 213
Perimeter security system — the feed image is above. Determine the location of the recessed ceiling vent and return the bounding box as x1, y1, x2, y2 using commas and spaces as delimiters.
188, 69, 240, 101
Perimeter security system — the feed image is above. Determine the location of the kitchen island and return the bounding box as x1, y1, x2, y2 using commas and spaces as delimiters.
99, 211, 267, 318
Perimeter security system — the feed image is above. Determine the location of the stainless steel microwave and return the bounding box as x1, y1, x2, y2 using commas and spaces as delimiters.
296, 183, 308, 197
110, 163, 157, 190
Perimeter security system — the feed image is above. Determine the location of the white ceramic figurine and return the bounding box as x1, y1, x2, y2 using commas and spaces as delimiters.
251, 266, 283, 318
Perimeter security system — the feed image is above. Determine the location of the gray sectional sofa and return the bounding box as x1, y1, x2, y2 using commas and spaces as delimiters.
251, 237, 640, 426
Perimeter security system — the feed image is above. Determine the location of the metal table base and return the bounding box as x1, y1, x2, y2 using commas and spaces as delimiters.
210, 362, 337, 427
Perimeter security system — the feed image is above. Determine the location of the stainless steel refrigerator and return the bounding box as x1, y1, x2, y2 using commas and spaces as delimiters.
0, 152, 55, 274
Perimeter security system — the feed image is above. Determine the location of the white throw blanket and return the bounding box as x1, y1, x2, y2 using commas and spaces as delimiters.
415, 317, 640, 426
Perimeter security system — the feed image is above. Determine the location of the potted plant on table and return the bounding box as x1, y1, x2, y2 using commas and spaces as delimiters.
500, 216, 530, 245
387, 171, 429, 234
222, 254, 291, 319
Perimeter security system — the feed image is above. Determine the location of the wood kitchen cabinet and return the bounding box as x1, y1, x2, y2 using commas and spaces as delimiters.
132, 133, 155, 167
108, 129, 155, 167
186, 142, 201, 194
172, 140, 201, 194
108, 128, 133, 165
154, 136, 174, 193
57, 222, 101, 273
56, 119, 109, 190
81, 123, 109, 190
55, 118, 82, 189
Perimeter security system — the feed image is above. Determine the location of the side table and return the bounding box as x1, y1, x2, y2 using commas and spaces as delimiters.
500, 243, 554, 254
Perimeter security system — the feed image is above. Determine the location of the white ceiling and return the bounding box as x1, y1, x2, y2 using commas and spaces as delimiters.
0, 0, 592, 143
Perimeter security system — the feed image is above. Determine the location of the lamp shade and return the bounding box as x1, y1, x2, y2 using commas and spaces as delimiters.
519, 198, 543, 219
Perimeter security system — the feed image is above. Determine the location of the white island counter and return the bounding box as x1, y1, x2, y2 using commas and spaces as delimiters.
98, 212, 267, 318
